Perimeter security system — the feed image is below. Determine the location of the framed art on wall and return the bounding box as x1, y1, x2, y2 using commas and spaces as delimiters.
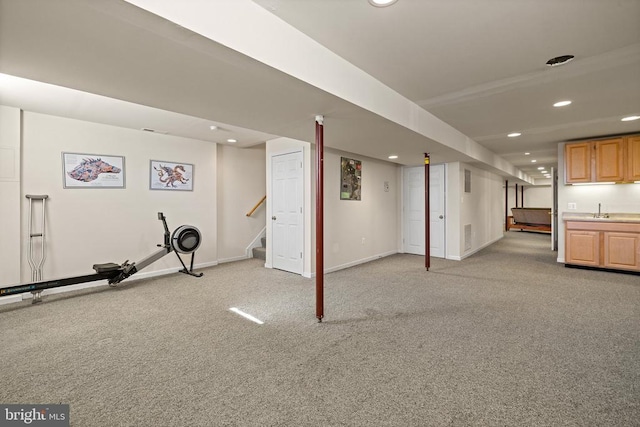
62, 152, 125, 188
150, 160, 194, 191
340, 157, 362, 200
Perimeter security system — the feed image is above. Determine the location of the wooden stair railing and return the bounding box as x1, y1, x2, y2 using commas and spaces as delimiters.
246, 195, 266, 217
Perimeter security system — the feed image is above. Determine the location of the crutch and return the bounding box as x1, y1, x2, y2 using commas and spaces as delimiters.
26, 194, 48, 303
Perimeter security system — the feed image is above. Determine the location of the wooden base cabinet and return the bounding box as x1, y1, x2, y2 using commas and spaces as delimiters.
566, 230, 600, 266
565, 221, 640, 272
604, 232, 640, 270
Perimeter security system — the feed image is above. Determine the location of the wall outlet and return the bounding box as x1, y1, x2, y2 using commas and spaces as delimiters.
568, 202, 577, 210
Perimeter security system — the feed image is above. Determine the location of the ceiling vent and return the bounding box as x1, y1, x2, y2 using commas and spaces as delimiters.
546, 55, 574, 67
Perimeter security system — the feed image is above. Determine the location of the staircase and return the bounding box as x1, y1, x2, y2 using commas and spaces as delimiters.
252, 237, 266, 260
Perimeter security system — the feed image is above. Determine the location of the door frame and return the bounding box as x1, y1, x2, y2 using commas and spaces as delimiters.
402, 164, 446, 258
267, 149, 304, 275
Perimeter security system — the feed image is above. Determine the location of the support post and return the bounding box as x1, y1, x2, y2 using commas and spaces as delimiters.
315, 115, 324, 322
521, 185, 524, 207
424, 153, 430, 271
504, 180, 509, 232
515, 183, 519, 208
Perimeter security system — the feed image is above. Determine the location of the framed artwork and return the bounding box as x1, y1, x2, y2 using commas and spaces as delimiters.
62, 152, 125, 188
340, 157, 362, 200
150, 160, 194, 191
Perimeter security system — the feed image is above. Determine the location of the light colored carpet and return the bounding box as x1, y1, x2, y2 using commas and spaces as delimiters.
1, 232, 638, 426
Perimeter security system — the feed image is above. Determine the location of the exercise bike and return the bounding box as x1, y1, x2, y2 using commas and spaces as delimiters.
0, 213, 203, 303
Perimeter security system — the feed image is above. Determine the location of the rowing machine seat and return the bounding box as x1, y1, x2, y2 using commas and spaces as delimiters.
93, 263, 121, 273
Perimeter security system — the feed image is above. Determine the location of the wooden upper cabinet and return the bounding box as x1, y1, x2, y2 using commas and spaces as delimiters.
627, 135, 640, 181
565, 142, 592, 183
594, 138, 625, 182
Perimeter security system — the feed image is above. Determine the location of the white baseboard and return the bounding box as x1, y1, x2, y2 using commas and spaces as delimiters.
218, 255, 249, 264
459, 235, 503, 260
0, 260, 218, 305
0, 294, 23, 306
307, 251, 398, 277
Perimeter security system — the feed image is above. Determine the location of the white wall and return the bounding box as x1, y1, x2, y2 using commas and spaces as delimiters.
557, 142, 640, 262
0, 106, 21, 286
19, 112, 218, 285
506, 184, 552, 211
216, 144, 266, 262
447, 162, 505, 260
323, 148, 399, 272
266, 137, 400, 277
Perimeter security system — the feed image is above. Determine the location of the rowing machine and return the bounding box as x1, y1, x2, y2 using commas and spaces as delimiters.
0, 212, 203, 303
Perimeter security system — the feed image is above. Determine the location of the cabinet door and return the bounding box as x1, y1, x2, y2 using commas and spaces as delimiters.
566, 230, 601, 266
604, 232, 640, 271
627, 136, 640, 181
595, 138, 624, 182
565, 142, 592, 183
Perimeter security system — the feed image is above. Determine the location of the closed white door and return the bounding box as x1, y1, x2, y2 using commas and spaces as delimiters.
403, 167, 425, 255
271, 151, 303, 274
403, 165, 446, 258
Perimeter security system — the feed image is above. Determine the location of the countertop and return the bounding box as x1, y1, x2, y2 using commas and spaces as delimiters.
562, 212, 640, 223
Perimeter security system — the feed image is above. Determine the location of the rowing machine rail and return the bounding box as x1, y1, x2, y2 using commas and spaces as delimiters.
0, 212, 203, 301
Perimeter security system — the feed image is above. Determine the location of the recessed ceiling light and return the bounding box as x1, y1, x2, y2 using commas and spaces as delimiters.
621, 115, 640, 122
524, 152, 530, 155
531, 159, 537, 163
369, 0, 398, 6
546, 55, 575, 67
227, 138, 237, 143
553, 100, 572, 107
537, 167, 544, 170
508, 132, 521, 138
388, 155, 398, 159
541, 170, 548, 174
209, 125, 218, 130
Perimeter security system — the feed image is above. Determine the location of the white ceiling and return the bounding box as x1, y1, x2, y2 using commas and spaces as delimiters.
1, 0, 639, 183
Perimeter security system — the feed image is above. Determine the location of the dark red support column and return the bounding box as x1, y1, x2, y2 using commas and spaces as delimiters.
424, 153, 430, 271
315, 115, 324, 322
504, 180, 509, 231
515, 183, 519, 207
521, 185, 525, 207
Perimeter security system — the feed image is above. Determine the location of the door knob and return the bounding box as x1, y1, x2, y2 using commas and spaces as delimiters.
272, 216, 277, 220
439, 215, 444, 219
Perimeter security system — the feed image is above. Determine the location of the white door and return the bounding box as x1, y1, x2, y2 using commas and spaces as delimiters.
271, 151, 303, 274
403, 164, 446, 258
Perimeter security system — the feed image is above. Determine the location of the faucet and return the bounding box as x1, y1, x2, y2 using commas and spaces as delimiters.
594, 203, 609, 219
